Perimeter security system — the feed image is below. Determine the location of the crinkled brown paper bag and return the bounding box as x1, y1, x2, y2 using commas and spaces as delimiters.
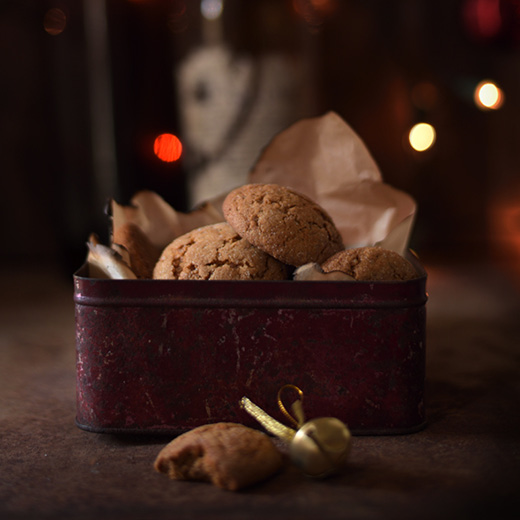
248, 111, 416, 255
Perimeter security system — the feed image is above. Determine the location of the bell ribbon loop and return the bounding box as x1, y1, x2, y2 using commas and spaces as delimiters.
277, 384, 305, 428
240, 396, 295, 443
240, 384, 307, 443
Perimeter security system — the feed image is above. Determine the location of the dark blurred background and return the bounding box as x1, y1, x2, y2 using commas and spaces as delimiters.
2, 0, 520, 280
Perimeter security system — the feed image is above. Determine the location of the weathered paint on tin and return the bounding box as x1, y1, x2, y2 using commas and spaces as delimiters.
74, 255, 427, 435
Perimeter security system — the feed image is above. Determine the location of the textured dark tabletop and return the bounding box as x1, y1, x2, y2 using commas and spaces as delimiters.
1, 261, 519, 520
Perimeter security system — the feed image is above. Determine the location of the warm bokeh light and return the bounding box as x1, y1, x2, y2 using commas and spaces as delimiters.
474, 80, 504, 110
408, 123, 436, 152
200, 0, 223, 20
154, 134, 183, 162
489, 196, 520, 285
44, 8, 67, 35
462, 0, 503, 40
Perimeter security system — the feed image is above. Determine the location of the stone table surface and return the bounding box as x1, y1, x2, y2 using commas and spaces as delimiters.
1, 261, 519, 520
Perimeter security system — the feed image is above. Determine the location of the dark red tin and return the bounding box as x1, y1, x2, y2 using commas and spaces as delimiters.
74, 255, 427, 435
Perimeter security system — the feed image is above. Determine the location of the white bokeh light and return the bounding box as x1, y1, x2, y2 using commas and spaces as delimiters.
408, 123, 436, 152
474, 80, 504, 110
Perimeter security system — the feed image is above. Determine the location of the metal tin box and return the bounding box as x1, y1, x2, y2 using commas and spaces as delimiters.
74, 255, 427, 435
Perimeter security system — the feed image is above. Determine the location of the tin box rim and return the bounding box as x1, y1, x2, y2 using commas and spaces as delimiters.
73, 252, 427, 309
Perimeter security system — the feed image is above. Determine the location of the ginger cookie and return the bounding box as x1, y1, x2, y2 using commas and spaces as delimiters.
154, 423, 284, 491
153, 222, 288, 280
321, 246, 418, 281
222, 183, 344, 267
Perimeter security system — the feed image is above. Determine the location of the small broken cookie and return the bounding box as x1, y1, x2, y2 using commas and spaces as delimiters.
321, 246, 418, 281
154, 423, 284, 491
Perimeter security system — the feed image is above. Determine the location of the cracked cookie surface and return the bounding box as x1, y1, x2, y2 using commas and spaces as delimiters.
321, 246, 418, 281
222, 183, 344, 267
154, 422, 284, 491
153, 222, 288, 280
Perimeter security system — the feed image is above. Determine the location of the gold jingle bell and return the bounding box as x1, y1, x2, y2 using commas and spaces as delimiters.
240, 385, 352, 478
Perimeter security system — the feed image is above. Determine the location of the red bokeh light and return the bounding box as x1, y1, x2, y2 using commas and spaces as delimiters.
153, 133, 183, 163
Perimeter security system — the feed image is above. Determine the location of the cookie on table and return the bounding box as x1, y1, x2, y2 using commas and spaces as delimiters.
153, 222, 288, 280
321, 246, 418, 281
222, 183, 344, 267
154, 422, 284, 491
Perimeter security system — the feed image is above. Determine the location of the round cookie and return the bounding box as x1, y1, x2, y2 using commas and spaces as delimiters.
222, 183, 344, 267
153, 222, 288, 281
321, 246, 418, 281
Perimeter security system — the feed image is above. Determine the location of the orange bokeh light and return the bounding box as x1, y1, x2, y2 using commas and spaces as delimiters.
154, 133, 182, 162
